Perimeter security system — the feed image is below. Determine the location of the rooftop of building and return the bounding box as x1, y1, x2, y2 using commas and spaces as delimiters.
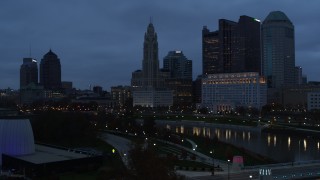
45, 49, 57, 56
264, 11, 292, 23
10, 144, 89, 164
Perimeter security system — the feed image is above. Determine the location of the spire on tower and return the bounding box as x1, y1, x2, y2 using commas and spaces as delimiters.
29, 44, 32, 57
150, 16, 153, 24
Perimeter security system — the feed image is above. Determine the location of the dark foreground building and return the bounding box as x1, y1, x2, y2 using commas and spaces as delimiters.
0, 119, 102, 178
2, 145, 103, 178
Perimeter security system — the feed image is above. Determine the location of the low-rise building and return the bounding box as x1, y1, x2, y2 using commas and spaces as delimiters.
20, 83, 44, 105
133, 87, 173, 107
307, 92, 320, 111
201, 72, 267, 113
111, 86, 132, 107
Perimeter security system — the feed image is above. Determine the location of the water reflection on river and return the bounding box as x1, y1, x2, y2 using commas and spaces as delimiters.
172, 125, 320, 162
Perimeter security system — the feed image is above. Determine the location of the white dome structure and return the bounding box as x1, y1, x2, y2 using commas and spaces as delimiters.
0, 119, 35, 165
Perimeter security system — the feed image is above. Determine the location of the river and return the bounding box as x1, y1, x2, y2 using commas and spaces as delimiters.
155, 120, 320, 162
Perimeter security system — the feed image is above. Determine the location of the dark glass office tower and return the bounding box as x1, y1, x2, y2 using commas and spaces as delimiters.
233, 16, 261, 74
219, 19, 237, 73
20, 58, 38, 88
262, 11, 295, 88
40, 49, 61, 90
202, 27, 221, 74
163, 51, 192, 80
202, 15, 261, 75
163, 51, 193, 106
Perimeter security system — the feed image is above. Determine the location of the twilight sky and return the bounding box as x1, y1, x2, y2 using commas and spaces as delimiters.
0, 0, 319, 90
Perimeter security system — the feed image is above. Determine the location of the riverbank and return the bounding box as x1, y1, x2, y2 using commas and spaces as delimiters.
263, 126, 320, 137
186, 135, 277, 166
106, 129, 275, 167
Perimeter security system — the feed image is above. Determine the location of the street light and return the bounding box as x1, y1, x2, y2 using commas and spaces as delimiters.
249, 175, 252, 179
298, 139, 301, 162
210, 150, 214, 176
228, 159, 230, 180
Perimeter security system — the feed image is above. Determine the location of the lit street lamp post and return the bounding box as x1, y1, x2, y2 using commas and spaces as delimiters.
227, 159, 230, 180
210, 150, 214, 175
298, 139, 301, 162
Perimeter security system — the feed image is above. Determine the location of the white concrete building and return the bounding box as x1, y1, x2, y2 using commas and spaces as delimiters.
133, 87, 173, 107
307, 92, 320, 111
201, 72, 267, 113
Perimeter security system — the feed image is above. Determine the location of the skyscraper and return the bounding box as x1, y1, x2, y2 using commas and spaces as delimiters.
20, 58, 38, 88
233, 16, 261, 74
142, 22, 160, 87
132, 22, 171, 89
202, 16, 261, 75
163, 51, 192, 80
219, 19, 237, 73
163, 51, 193, 106
132, 22, 161, 88
262, 11, 295, 88
294, 66, 303, 85
202, 27, 221, 74
40, 49, 61, 90
131, 22, 173, 107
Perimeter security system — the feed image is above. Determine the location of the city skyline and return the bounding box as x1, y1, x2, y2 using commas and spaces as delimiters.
0, 1, 319, 90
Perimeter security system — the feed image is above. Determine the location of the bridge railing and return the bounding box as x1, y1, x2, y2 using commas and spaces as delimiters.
243, 160, 320, 170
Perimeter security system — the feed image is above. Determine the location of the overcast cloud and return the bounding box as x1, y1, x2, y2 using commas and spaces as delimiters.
0, 0, 319, 90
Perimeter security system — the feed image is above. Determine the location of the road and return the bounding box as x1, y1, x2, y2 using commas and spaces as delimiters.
193, 163, 320, 180
100, 133, 132, 166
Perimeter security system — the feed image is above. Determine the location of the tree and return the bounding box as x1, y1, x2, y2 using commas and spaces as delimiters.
236, 106, 246, 116
31, 111, 96, 147
225, 146, 233, 160
143, 117, 155, 135
198, 107, 208, 114
127, 142, 184, 180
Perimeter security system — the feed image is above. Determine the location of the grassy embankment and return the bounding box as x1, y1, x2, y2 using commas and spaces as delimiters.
110, 131, 275, 168
187, 135, 276, 166
140, 114, 258, 127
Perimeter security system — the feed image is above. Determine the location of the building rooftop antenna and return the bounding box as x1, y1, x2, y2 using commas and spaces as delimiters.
29, 43, 32, 57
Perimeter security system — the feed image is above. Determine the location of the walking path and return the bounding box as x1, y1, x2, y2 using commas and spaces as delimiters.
100, 132, 230, 177
100, 133, 132, 167
101, 131, 320, 179
186, 138, 197, 150
156, 139, 229, 171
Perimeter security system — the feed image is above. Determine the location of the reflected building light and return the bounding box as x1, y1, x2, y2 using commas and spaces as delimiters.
318, 142, 319, 150
176, 127, 179, 133
288, 137, 291, 150
181, 126, 184, 134
166, 124, 171, 130
207, 128, 211, 138
217, 129, 220, 139
304, 139, 307, 151
234, 131, 237, 140
203, 128, 206, 136
243, 131, 245, 140
248, 132, 251, 141
193, 127, 200, 136
225, 130, 229, 140
267, 134, 271, 147
228, 130, 231, 139
273, 136, 277, 146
